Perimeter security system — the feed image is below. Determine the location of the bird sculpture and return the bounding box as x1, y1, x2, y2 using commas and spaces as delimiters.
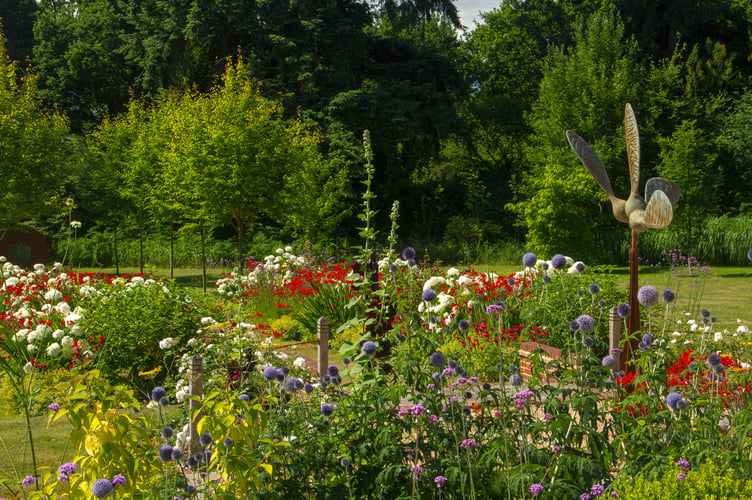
566, 103, 680, 232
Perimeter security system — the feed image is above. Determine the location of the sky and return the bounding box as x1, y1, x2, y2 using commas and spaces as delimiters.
456, 0, 499, 32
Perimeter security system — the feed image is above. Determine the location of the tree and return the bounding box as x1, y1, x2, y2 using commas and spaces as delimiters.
0, 36, 71, 229
509, 9, 643, 262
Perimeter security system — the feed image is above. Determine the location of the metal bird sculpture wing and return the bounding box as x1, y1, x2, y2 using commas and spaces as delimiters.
565, 103, 680, 232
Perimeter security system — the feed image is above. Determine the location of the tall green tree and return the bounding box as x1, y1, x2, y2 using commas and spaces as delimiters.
0, 36, 71, 229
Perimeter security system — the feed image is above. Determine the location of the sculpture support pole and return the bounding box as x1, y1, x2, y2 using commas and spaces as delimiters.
621, 229, 641, 374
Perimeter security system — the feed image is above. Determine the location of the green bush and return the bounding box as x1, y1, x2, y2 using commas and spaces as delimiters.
613, 461, 752, 499
82, 278, 207, 396
270, 315, 313, 341
0, 369, 83, 417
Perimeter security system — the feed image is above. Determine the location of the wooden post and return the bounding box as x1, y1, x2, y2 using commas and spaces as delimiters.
318, 317, 329, 380
189, 355, 203, 456
609, 306, 621, 367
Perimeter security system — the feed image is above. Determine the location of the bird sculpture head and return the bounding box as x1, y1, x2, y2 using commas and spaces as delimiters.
566, 103, 680, 233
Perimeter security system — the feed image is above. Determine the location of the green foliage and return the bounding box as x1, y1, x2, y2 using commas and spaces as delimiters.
613, 461, 752, 499
270, 315, 313, 342
83, 280, 206, 395
0, 369, 85, 417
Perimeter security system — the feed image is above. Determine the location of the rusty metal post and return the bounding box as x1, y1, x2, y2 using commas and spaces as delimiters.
621, 229, 641, 374
317, 317, 329, 380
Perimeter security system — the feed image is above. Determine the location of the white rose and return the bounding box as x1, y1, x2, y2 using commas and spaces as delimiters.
46, 342, 62, 357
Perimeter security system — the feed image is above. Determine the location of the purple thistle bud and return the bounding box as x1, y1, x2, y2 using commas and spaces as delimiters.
662, 289, 675, 303
522, 252, 537, 268
617, 303, 631, 317
637, 285, 659, 307
551, 254, 567, 270
422, 289, 437, 302
91, 478, 114, 499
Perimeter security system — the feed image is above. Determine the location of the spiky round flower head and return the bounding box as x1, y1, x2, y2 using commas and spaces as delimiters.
342, 357, 351, 365
575, 262, 586, 273
569, 320, 579, 332
223, 437, 234, 448
422, 289, 437, 302
713, 363, 725, 374
523, 252, 537, 268
666, 392, 683, 410
637, 285, 659, 307
458, 319, 470, 331
576, 289, 584, 297
577, 314, 594, 333
402, 247, 416, 260
598, 299, 607, 307
304, 383, 314, 394
322, 374, 331, 383
280, 366, 290, 376
161, 426, 174, 439
328, 365, 339, 377
448, 360, 458, 369
617, 303, 631, 317
362, 341, 377, 356
407, 258, 417, 267
320, 402, 334, 417
582, 336, 594, 347
701, 308, 711, 318
510, 374, 522, 386
551, 254, 567, 270
589, 283, 600, 295
430, 351, 447, 368
702, 317, 710, 324
397, 334, 407, 343
284, 376, 302, 392
662, 289, 675, 303
542, 275, 552, 284
186, 485, 196, 495
688, 361, 698, 371
199, 432, 213, 447
187, 454, 198, 468
159, 396, 170, 407
262, 366, 277, 381
275, 370, 285, 382
707, 352, 721, 366
159, 445, 174, 462
171, 448, 183, 461
509, 365, 518, 373
642, 333, 654, 345
602, 355, 616, 368
389, 263, 398, 273
91, 479, 114, 499
711, 316, 717, 323
239, 393, 251, 402
482, 383, 491, 391
340, 456, 351, 467
676, 399, 687, 410
151, 386, 167, 402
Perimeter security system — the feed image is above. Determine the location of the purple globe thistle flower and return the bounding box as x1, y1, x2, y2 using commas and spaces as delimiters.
280, 366, 290, 376
577, 314, 594, 333
112, 475, 126, 488
151, 386, 167, 402
510, 374, 522, 386
598, 299, 607, 307
342, 357, 351, 365
714, 363, 725, 374
582, 336, 594, 347
529, 484, 544, 496
161, 426, 173, 439
637, 285, 659, 307
448, 359, 458, 369
523, 252, 537, 267
642, 333, 654, 345
662, 289, 675, 303
304, 383, 314, 394
159, 396, 170, 407
91, 478, 114, 498
322, 374, 331, 384
402, 247, 416, 260
569, 320, 580, 332
199, 432, 213, 447
223, 437, 234, 448
340, 456, 351, 467
48, 403, 60, 412
701, 308, 711, 318
575, 262, 586, 273
239, 393, 251, 402
171, 448, 183, 461
507, 277, 516, 286
262, 365, 277, 381
407, 258, 417, 267
430, 351, 447, 368
617, 303, 631, 317
187, 485, 196, 494
328, 365, 339, 377
159, 445, 174, 462
22, 476, 36, 488
602, 355, 616, 368
666, 392, 683, 410
362, 341, 377, 356
541, 262, 549, 271
589, 283, 600, 295
320, 402, 334, 417
707, 352, 721, 366
542, 275, 552, 284
676, 399, 687, 410
422, 289, 437, 302
510, 365, 519, 373
284, 376, 302, 392
551, 254, 567, 270
458, 319, 470, 331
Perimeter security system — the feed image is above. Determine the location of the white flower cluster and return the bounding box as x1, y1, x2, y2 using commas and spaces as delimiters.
216, 246, 309, 297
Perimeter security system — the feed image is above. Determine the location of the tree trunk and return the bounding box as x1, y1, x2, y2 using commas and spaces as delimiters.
200, 227, 207, 293
236, 221, 244, 275
113, 225, 120, 275
169, 222, 174, 280
138, 215, 144, 275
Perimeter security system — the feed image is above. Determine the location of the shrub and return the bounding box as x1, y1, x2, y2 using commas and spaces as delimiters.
82, 278, 207, 396
270, 315, 312, 341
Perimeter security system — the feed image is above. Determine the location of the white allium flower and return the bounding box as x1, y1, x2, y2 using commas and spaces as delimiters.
423, 276, 446, 291
5, 277, 19, 287
14, 329, 29, 342
293, 357, 306, 368
446, 267, 460, 278
53, 329, 65, 339
61, 336, 74, 348
285, 246, 293, 253
55, 302, 71, 315
159, 337, 176, 350
64, 313, 81, 325
70, 325, 82, 336
276, 248, 284, 255
44, 289, 63, 302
